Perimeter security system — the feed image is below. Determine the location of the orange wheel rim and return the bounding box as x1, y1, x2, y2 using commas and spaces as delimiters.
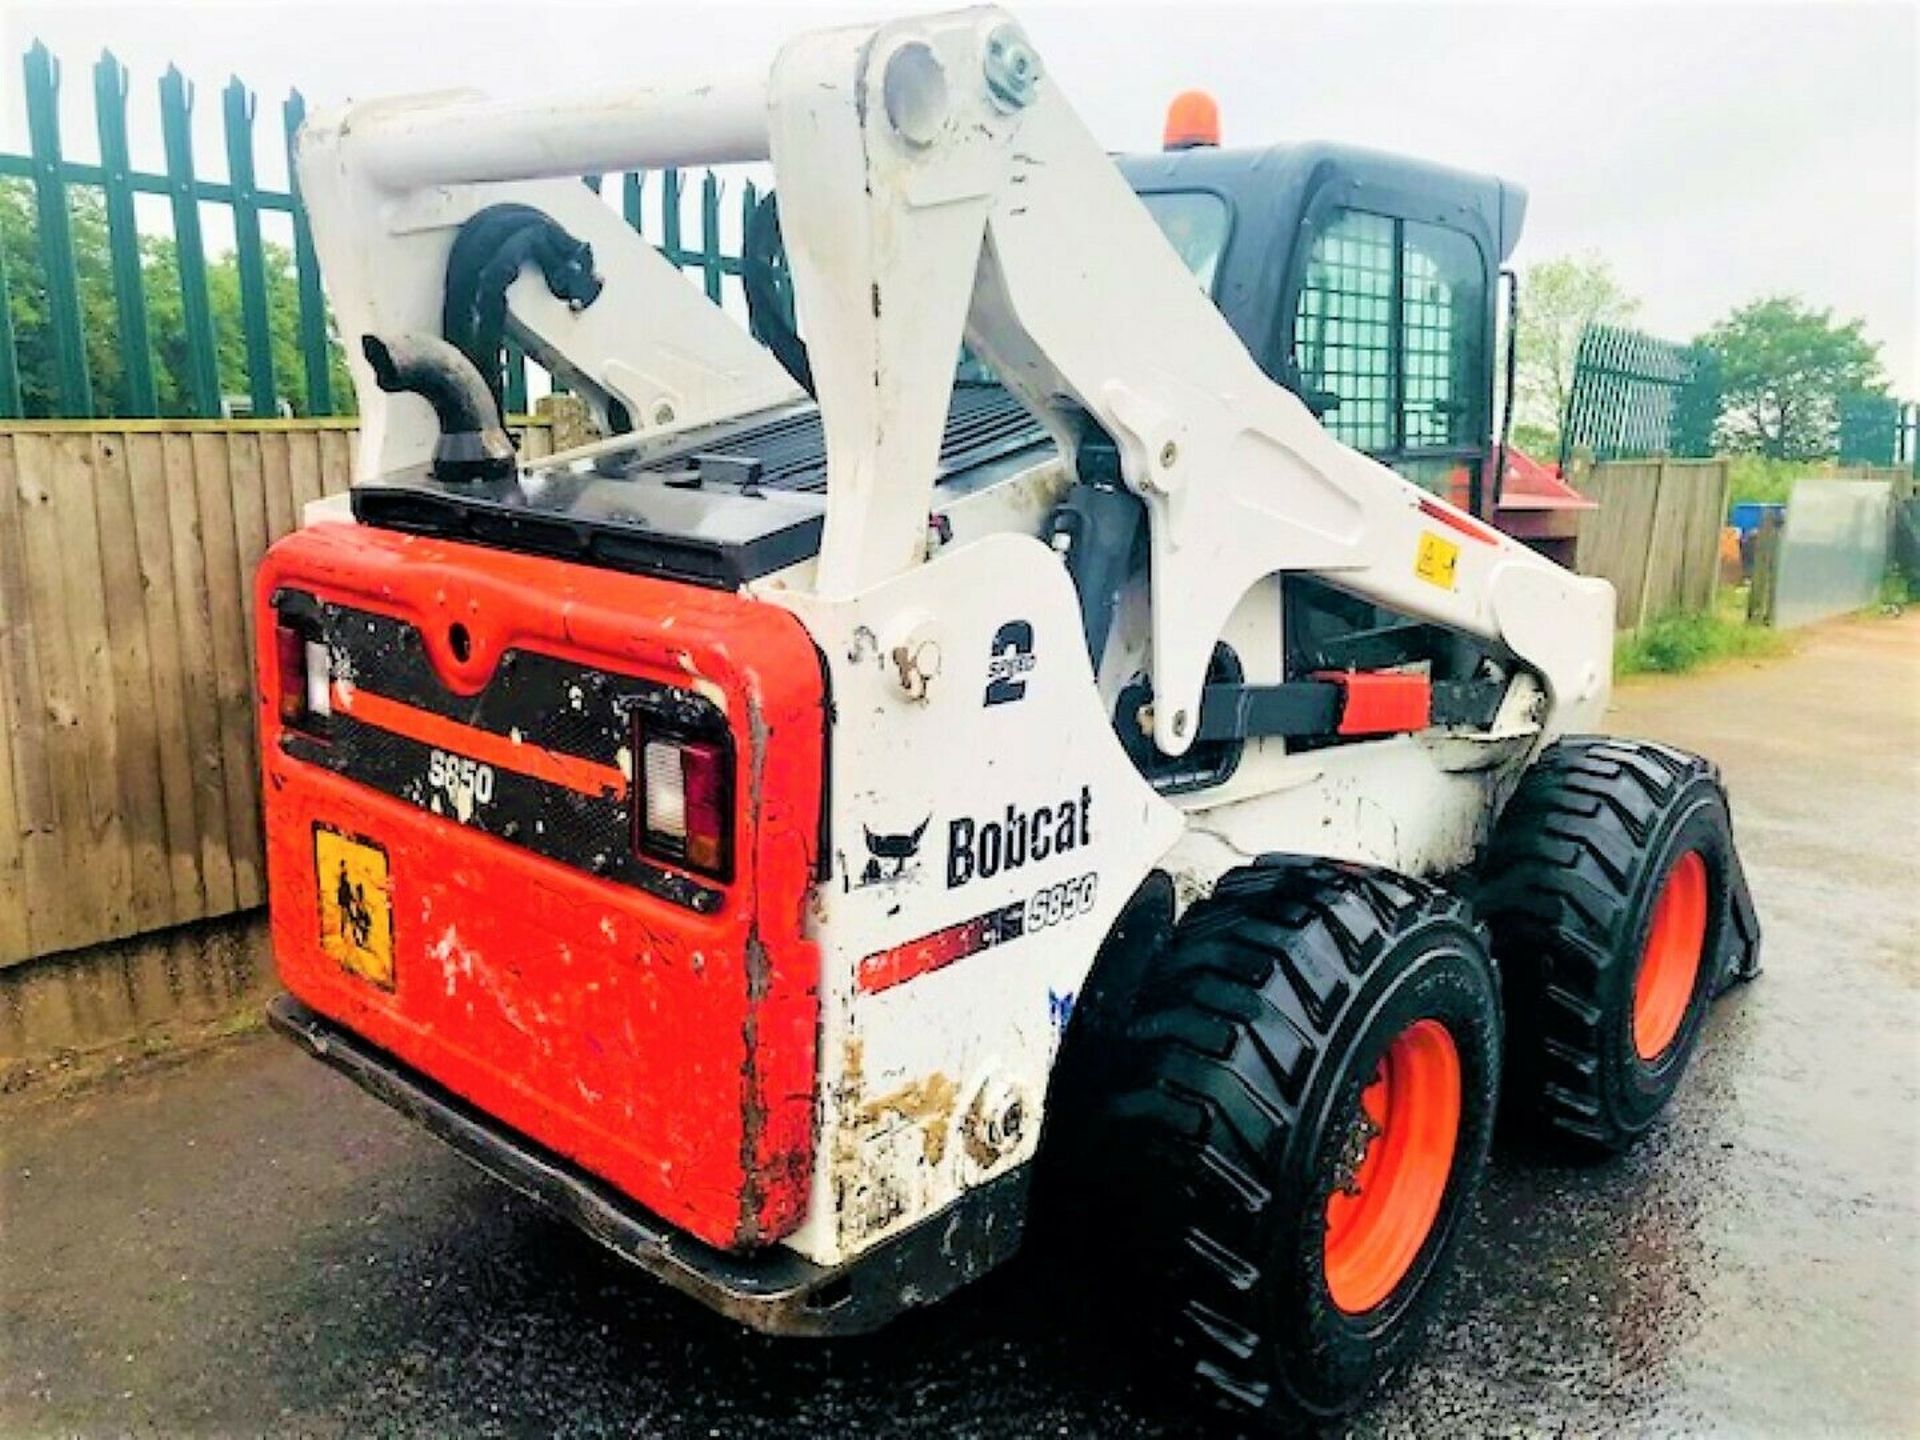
1633, 850, 1708, 1061
1323, 1018, 1462, 1315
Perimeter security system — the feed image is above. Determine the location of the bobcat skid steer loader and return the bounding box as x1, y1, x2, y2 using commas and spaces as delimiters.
259, 7, 1760, 1426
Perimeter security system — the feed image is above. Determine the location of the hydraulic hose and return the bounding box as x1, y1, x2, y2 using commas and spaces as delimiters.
742, 194, 813, 394
440, 203, 604, 415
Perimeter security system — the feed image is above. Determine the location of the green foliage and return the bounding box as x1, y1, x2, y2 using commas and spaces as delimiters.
0, 177, 352, 418
1508, 420, 1560, 461
1725, 454, 1822, 506
1615, 591, 1790, 677
1697, 296, 1884, 461
1, 180, 125, 414
1616, 615, 1715, 674
1516, 254, 1639, 437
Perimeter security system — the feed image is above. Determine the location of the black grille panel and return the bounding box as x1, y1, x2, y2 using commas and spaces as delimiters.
352, 386, 1052, 589
321, 605, 652, 765
617, 384, 1049, 495
274, 592, 727, 912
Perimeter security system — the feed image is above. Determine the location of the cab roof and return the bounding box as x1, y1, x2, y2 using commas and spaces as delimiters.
1117, 140, 1528, 266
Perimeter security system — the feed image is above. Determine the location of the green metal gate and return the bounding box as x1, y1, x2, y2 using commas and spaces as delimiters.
1558, 323, 1720, 468
0, 40, 754, 422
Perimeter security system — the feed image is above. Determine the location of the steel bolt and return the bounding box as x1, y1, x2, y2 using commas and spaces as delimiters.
1000, 1097, 1025, 1144
965, 1077, 1031, 1168
983, 24, 1042, 110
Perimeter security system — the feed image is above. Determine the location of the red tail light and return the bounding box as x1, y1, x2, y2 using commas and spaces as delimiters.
273, 619, 331, 732
634, 722, 733, 880
275, 623, 308, 726
679, 741, 728, 872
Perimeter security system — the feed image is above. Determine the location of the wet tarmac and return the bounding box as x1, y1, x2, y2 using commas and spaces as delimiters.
3, 614, 1916, 1436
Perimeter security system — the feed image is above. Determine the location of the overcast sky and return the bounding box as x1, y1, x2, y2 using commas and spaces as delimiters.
2, 0, 1915, 392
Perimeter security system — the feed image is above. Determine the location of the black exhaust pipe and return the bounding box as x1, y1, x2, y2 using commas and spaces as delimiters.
361, 332, 516, 484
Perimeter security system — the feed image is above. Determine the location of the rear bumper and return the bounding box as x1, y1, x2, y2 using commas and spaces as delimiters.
267, 995, 1028, 1337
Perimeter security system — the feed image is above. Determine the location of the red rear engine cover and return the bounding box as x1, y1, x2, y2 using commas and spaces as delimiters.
256, 524, 825, 1249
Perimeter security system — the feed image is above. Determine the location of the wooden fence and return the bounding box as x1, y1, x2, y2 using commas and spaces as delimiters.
0, 416, 553, 968
1571, 458, 1732, 631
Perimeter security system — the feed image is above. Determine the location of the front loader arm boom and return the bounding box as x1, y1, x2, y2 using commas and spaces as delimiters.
766, 9, 1614, 749
298, 6, 1615, 751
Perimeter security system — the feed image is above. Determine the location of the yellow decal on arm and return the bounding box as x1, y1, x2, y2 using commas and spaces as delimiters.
1414, 531, 1460, 590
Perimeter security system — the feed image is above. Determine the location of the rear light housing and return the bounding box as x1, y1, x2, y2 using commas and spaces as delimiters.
633, 716, 733, 881
273, 614, 331, 734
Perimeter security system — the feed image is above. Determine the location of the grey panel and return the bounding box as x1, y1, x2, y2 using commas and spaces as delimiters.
1773, 479, 1893, 629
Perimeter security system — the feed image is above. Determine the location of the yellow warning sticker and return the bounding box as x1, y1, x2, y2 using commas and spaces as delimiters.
1414, 531, 1461, 590
315, 825, 395, 989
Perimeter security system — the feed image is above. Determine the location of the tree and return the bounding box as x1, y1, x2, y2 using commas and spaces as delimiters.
1, 180, 127, 414
1697, 296, 1884, 460
1, 177, 351, 418
1515, 255, 1640, 445
141, 231, 354, 418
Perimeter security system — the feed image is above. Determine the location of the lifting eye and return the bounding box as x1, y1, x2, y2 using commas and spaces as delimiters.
448, 622, 472, 664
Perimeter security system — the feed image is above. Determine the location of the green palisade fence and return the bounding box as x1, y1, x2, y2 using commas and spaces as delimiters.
0, 40, 757, 423
1559, 323, 1719, 469
1837, 391, 1904, 467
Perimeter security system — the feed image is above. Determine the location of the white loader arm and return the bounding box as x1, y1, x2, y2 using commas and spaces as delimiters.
767, 9, 1614, 750
295, 5, 1615, 751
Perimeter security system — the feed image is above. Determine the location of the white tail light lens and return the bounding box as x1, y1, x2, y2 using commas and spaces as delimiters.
642, 740, 688, 840
304, 641, 332, 718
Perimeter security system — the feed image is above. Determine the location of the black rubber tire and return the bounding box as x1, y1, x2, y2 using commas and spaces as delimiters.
1478, 736, 1736, 1155
1098, 858, 1501, 1430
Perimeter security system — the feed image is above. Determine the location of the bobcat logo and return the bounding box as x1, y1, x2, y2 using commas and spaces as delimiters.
853, 816, 930, 889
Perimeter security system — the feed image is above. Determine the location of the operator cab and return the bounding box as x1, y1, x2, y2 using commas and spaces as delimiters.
1120, 139, 1525, 518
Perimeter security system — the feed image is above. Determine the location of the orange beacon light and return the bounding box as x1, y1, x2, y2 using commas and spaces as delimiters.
1163, 90, 1221, 150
